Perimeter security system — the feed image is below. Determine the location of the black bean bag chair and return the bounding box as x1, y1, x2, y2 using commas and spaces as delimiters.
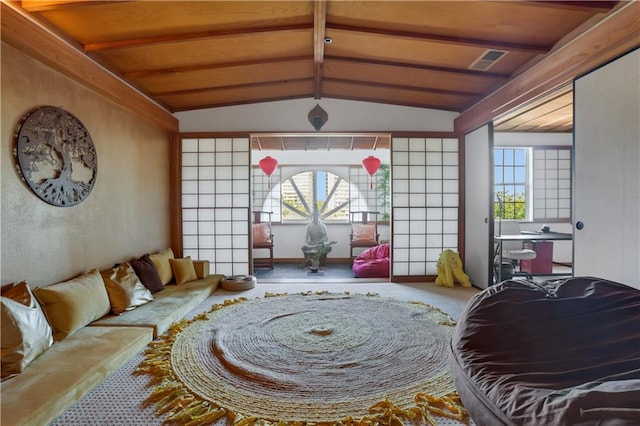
449, 277, 640, 426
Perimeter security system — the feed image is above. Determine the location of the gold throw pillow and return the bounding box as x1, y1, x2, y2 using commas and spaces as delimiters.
149, 248, 175, 285
169, 257, 198, 285
101, 263, 154, 315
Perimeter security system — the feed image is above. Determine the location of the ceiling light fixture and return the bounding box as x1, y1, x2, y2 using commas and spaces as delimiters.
308, 104, 328, 131
323, 36, 333, 44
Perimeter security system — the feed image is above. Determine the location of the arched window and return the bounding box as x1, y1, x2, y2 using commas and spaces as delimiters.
256, 169, 378, 222
281, 170, 350, 221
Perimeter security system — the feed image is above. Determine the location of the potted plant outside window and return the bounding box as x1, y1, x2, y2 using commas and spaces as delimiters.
304, 241, 337, 272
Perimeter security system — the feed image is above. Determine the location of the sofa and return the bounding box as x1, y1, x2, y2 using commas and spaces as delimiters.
1, 248, 223, 426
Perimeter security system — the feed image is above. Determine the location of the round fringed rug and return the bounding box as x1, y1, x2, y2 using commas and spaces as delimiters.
137, 292, 467, 425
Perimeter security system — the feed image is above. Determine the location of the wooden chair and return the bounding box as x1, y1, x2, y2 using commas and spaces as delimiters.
349, 211, 379, 260
252, 211, 274, 269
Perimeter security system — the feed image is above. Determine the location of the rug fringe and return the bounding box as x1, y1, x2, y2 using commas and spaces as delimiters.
366, 393, 468, 426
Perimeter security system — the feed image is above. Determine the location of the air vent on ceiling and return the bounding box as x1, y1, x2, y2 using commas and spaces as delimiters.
470, 49, 508, 71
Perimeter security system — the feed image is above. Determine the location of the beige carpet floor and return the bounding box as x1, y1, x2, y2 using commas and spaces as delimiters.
50, 281, 479, 426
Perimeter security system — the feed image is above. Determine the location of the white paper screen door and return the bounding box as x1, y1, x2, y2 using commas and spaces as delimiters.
464, 125, 492, 289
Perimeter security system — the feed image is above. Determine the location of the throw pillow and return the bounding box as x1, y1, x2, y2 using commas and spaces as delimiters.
101, 263, 154, 315
252, 223, 271, 244
169, 257, 198, 285
149, 248, 175, 285
1, 281, 53, 380
34, 269, 111, 341
352, 223, 377, 242
129, 254, 164, 293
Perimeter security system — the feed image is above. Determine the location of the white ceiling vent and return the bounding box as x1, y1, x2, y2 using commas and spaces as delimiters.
470, 49, 508, 71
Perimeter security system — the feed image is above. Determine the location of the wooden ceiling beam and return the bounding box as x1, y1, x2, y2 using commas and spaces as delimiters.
21, 0, 129, 12
313, 0, 327, 99
326, 23, 551, 54
325, 77, 479, 98
521, 1, 619, 13
325, 93, 460, 112
0, 0, 177, 131
169, 93, 313, 112
151, 77, 313, 97
84, 23, 312, 52
325, 55, 510, 79
123, 55, 312, 79
455, 1, 640, 135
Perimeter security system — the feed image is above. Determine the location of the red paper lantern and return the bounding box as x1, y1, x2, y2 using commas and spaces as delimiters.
259, 156, 278, 187
362, 155, 381, 189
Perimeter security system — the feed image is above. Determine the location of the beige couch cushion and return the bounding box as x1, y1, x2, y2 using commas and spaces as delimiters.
0, 326, 152, 426
169, 256, 198, 285
149, 248, 175, 285
1, 282, 53, 379
90, 274, 223, 337
33, 269, 111, 341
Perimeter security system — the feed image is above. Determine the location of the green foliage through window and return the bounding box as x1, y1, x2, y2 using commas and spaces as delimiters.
494, 191, 526, 220
376, 163, 391, 221
494, 148, 527, 220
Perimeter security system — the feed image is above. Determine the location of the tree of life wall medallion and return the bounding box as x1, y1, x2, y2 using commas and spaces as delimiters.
14, 106, 97, 207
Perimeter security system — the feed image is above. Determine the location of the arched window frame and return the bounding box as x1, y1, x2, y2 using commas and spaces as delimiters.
254, 168, 375, 223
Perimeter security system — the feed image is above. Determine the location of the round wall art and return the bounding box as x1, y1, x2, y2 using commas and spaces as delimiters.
14, 106, 97, 207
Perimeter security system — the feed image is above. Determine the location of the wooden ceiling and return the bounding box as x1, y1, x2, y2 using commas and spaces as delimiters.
9, 1, 636, 134
494, 84, 574, 132
251, 133, 390, 151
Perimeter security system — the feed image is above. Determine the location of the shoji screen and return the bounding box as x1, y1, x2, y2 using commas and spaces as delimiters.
251, 166, 282, 221
532, 147, 572, 221
349, 165, 382, 213
392, 137, 459, 277
181, 137, 251, 276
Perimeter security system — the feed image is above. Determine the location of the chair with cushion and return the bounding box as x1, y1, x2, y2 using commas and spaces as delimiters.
349, 211, 379, 260
495, 220, 537, 280
252, 211, 274, 269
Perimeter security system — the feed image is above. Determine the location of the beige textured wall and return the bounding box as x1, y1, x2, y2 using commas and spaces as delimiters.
1, 43, 172, 287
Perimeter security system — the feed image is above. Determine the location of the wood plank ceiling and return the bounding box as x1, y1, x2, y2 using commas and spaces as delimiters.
16, 0, 624, 135
251, 134, 390, 151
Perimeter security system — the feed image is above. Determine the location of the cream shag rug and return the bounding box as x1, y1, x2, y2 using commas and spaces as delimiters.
136, 292, 467, 425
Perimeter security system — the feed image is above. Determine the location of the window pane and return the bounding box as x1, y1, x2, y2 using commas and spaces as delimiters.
504, 185, 515, 197
504, 167, 514, 183
281, 170, 351, 221
494, 147, 530, 220
494, 150, 503, 165
514, 149, 526, 165
504, 149, 514, 164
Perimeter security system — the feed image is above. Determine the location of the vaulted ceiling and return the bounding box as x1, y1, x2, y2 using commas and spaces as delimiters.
4, 1, 639, 133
